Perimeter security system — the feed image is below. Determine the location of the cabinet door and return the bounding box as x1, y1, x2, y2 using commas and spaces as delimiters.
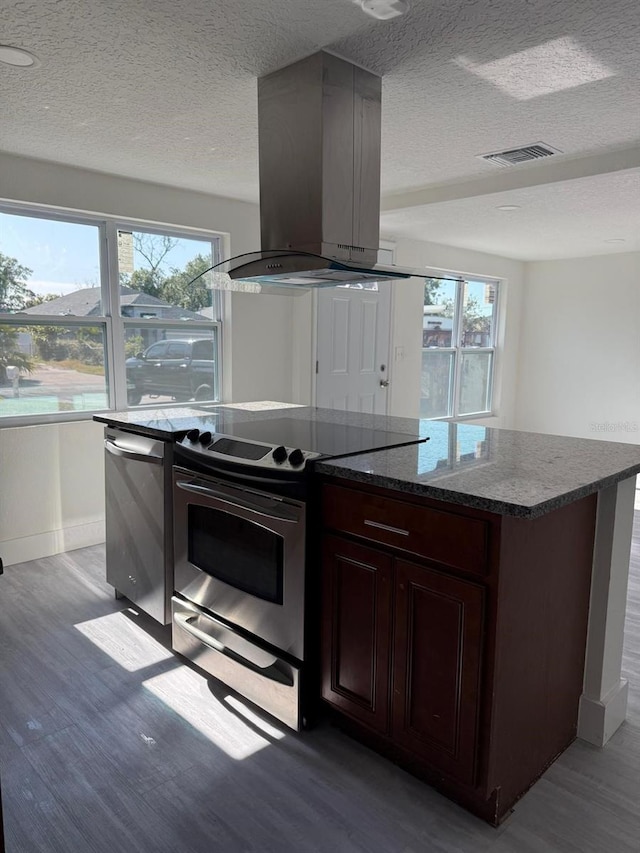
392, 560, 484, 785
321, 536, 392, 733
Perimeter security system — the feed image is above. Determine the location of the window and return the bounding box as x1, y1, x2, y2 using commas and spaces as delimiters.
421, 275, 499, 419
0, 206, 221, 422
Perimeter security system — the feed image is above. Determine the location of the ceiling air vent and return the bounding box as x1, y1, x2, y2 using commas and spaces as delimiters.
480, 142, 561, 167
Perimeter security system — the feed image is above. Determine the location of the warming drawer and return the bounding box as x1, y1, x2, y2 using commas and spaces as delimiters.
172, 596, 302, 731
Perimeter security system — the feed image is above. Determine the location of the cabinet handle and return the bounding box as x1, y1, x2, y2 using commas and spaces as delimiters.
364, 519, 410, 537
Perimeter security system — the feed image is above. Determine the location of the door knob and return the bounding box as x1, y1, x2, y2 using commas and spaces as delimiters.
380, 379, 390, 388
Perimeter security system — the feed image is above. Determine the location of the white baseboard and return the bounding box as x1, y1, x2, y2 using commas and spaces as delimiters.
577, 678, 629, 747
1, 520, 106, 567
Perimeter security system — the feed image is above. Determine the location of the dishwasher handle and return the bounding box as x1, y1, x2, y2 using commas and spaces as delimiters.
104, 439, 163, 465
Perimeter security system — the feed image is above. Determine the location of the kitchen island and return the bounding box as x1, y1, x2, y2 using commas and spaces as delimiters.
314, 418, 640, 822
94, 404, 640, 823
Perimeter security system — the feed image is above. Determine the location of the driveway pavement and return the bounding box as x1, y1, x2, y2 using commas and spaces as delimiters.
16, 363, 105, 396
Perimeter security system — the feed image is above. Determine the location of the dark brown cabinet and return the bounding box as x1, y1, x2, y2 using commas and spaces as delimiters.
321, 536, 392, 733
320, 478, 598, 825
392, 559, 483, 786
322, 535, 484, 786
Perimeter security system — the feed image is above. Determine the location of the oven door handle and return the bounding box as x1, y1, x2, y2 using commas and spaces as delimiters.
175, 479, 299, 523
174, 611, 294, 685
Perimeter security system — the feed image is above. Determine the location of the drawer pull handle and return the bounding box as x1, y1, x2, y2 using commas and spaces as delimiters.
364, 520, 410, 537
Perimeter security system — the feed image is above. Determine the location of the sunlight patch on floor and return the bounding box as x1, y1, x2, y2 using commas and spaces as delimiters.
74, 610, 174, 671
143, 666, 286, 760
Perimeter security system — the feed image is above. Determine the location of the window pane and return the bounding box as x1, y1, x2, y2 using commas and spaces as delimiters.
0, 211, 102, 316
421, 350, 453, 418
458, 352, 493, 415
125, 324, 218, 407
461, 281, 497, 347
118, 230, 216, 319
423, 278, 457, 347
0, 324, 108, 417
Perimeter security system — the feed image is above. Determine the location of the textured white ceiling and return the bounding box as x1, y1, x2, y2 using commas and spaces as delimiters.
381, 169, 640, 260
1, 0, 640, 259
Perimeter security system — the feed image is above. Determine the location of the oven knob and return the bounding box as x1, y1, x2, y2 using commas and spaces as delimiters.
186, 428, 200, 443
288, 448, 305, 467
272, 445, 288, 464
198, 431, 212, 445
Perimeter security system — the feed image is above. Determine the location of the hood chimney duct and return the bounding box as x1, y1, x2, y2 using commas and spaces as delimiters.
258, 51, 382, 265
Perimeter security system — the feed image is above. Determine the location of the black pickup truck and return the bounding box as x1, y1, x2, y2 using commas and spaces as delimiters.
126, 338, 216, 405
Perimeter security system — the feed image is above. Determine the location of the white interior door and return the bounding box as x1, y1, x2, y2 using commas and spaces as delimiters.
315, 283, 391, 414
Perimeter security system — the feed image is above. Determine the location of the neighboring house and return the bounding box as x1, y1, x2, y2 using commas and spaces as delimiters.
20, 285, 208, 321
19, 286, 212, 352
423, 305, 453, 348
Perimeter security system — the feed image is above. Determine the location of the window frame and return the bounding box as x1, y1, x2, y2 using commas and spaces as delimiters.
422, 271, 500, 421
0, 202, 223, 427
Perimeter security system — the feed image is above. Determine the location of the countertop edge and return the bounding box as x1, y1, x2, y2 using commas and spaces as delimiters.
94, 414, 177, 439
314, 460, 640, 519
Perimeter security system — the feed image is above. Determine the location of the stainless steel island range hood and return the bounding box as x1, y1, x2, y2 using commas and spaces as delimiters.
200, 51, 419, 293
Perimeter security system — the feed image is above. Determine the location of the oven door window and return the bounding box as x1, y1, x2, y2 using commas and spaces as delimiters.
188, 505, 284, 604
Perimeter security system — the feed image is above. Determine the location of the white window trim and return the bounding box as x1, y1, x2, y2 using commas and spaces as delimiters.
0, 201, 224, 427
422, 271, 501, 421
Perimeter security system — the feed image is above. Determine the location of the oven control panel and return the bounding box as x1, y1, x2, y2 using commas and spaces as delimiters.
176, 428, 321, 472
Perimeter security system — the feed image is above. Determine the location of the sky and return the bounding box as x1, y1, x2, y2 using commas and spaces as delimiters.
0, 211, 215, 298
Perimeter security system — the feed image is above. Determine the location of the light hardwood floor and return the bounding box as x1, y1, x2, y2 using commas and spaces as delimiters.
1, 517, 640, 853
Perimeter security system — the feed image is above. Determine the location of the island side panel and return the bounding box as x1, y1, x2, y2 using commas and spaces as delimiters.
487, 493, 597, 813
579, 476, 635, 746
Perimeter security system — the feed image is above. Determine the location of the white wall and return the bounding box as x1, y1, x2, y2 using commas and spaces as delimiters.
0, 152, 260, 253
0, 420, 105, 566
226, 291, 294, 403
514, 252, 640, 442
387, 238, 526, 423
0, 152, 299, 565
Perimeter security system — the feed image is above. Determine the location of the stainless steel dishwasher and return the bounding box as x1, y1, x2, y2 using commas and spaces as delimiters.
104, 426, 173, 624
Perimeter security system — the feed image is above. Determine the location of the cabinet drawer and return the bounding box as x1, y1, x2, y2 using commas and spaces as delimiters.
322, 484, 489, 577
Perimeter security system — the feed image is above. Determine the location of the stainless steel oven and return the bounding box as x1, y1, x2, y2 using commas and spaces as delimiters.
170, 416, 424, 731
173, 466, 306, 659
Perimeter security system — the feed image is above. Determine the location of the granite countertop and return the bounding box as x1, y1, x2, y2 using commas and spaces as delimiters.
316, 419, 640, 519
94, 403, 640, 519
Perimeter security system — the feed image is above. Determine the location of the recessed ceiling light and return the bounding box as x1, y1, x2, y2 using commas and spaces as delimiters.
604, 238, 626, 244
0, 45, 38, 67
496, 204, 521, 211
